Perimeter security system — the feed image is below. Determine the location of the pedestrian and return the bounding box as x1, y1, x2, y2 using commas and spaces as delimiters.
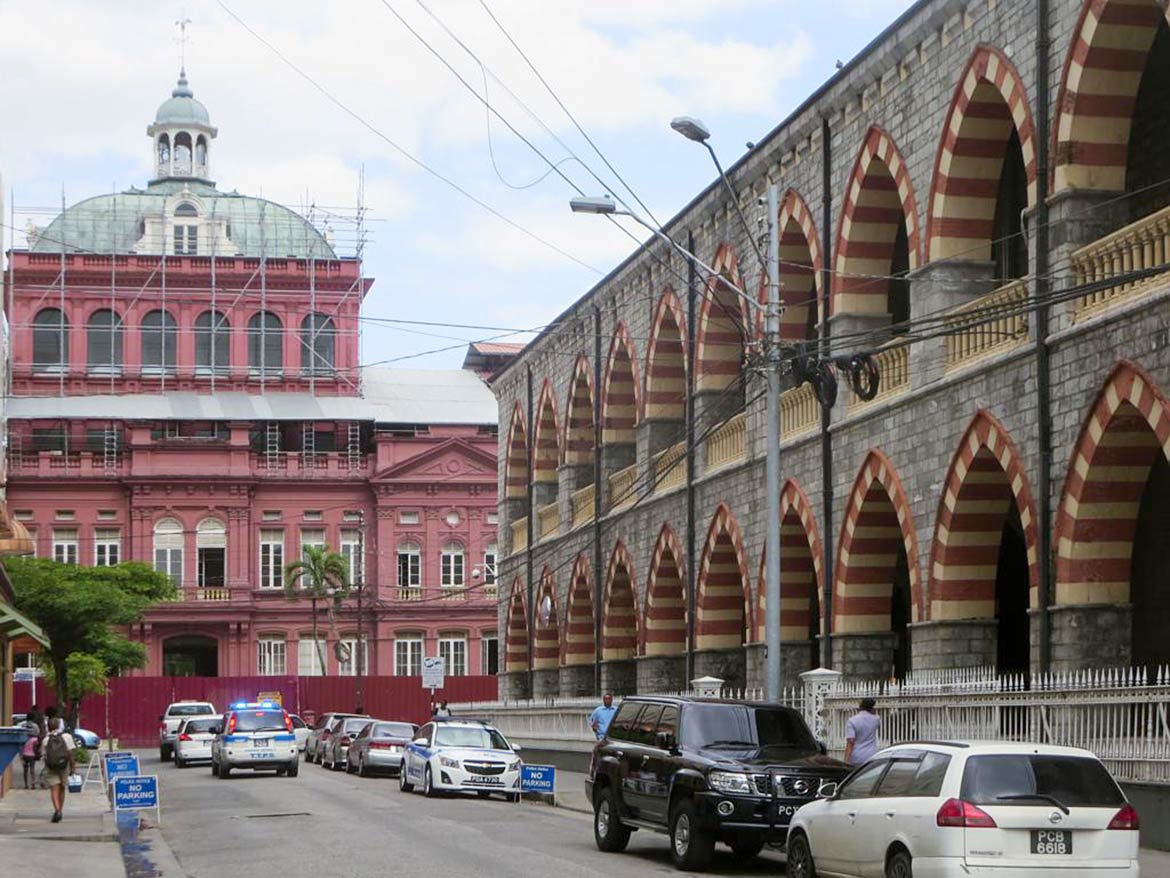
589, 693, 617, 740
41, 717, 76, 823
434, 700, 452, 718
19, 720, 40, 789
26, 703, 45, 736
843, 697, 881, 765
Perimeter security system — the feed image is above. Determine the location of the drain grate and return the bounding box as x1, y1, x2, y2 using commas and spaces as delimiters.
244, 812, 311, 819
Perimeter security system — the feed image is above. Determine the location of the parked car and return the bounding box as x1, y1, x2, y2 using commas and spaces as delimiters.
209, 702, 298, 779
400, 718, 521, 801
159, 700, 216, 761
320, 716, 376, 770
12, 713, 100, 749
304, 711, 368, 763
173, 715, 221, 767
786, 741, 1140, 878
586, 695, 849, 870
288, 714, 310, 751
345, 720, 417, 777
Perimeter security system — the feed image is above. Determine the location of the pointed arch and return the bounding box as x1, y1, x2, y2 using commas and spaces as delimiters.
833, 450, 924, 632
644, 288, 689, 422
642, 524, 687, 656
603, 541, 639, 661
756, 481, 825, 642
563, 355, 595, 467
562, 554, 596, 667
929, 411, 1041, 618
532, 380, 560, 484
1054, 0, 1169, 193
928, 45, 1038, 262
532, 567, 560, 670
601, 323, 641, 445
759, 189, 823, 343
696, 504, 753, 650
504, 578, 529, 672
504, 402, 529, 500
832, 126, 922, 317
695, 244, 747, 393
1054, 360, 1170, 605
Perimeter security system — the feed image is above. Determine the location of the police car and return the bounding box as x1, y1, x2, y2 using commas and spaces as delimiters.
210, 702, 299, 779
399, 718, 521, 800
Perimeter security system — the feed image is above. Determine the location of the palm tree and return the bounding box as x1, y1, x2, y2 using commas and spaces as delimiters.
283, 545, 350, 677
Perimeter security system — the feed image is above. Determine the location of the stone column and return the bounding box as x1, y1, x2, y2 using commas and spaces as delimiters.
692, 647, 747, 689
639, 419, 683, 463
1035, 604, 1132, 673
497, 671, 530, 701
907, 260, 998, 390
744, 643, 816, 692
531, 668, 560, 699
600, 659, 637, 696
909, 619, 998, 671
830, 632, 896, 680
558, 663, 595, 697
636, 654, 687, 693
558, 463, 591, 527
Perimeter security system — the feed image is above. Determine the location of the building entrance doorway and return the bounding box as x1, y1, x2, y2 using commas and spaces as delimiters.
162, 635, 218, 677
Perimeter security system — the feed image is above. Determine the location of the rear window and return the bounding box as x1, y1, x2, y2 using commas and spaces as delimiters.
374, 723, 415, 739
961, 755, 1124, 808
233, 710, 287, 733
182, 717, 220, 734
169, 704, 214, 717
341, 718, 370, 734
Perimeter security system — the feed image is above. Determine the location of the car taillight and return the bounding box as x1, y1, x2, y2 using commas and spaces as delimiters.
284, 711, 293, 732
339, 736, 352, 746
178, 733, 192, 741
371, 741, 389, 749
227, 714, 236, 734
159, 722, 167, 731
1108, 803, 1139, 830
936, 798, 997, 828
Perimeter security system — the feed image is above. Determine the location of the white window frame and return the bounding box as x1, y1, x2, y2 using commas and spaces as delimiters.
440, 542, 465, 588
153, 517, 184, 586
439, 636, 467, 677
340, 529, 362, 586
298, 637, 326, 676
94, 528, 121, 566
337, 635, 368, 677
258, 636, 287, 675
394, 637, 423, 676
481, 632, 499, 676
259, 529, 285, 590
52, 528, 79, 565
397, 541, 421, 588
300, 528, 326, 560
482, 544, 498, 587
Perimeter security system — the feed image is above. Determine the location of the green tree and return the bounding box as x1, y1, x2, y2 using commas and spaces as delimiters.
283, 545, 350, 677
6, 557, 176, 723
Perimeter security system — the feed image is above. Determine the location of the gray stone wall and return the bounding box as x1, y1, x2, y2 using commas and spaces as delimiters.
910, 620, 998, 671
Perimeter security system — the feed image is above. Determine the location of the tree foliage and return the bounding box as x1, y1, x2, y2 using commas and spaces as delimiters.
283, 545, 350, 676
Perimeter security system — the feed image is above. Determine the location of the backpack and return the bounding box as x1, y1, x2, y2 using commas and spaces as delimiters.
44, 733, 69, 770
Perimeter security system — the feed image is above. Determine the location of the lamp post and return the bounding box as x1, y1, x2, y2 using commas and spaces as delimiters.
570, 156, 785, 702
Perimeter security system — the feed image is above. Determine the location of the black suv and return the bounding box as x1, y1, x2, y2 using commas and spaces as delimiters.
586, 696, 849, 870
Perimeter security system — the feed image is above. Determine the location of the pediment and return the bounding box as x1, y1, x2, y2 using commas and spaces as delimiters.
372, 437, 497, 482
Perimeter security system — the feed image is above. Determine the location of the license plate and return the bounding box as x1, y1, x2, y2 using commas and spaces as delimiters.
468, 776, 502, 785
253, 738, 269, 747
1030, 830, 1072, 855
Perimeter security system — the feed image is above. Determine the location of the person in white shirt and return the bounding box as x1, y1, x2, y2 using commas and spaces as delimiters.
42, 717, 76, 823
843, 698, 882, 765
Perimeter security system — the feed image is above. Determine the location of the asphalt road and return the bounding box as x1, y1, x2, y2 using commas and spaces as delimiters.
147, 750, 787, 878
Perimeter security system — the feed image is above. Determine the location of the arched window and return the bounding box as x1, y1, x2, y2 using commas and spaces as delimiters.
142, 309, 177, 374
86, 309, 123, 374
196, 518, 227, 592
300, 313, 335, 375
157, 134, 170, 167
153, 518, 184, 586
248, 311, 283, 375
397, 541, 421, 594
440, 542, 465, 589
32, 307, 67, 373
173, 132, 192, 175
174, 202, 198, 217
194, 310, 230, 374
194, 136, 207, 171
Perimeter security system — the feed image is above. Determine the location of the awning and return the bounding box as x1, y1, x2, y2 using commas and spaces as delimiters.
0, 604, 49, 648
0, 517, 35, 556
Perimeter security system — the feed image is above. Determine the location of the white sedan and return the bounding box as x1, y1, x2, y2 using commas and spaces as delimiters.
786, 741, 1139, 878
399, 719, 521, 801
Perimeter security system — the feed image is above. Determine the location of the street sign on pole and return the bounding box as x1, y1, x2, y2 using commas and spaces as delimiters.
112, 775, 161, 824
520, 764, 556, 802
421, 656, 445, 690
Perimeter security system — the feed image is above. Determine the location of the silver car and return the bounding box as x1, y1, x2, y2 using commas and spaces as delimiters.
345, 720, 418, 777
320, 716, 375, 771
305, 712, 368, 764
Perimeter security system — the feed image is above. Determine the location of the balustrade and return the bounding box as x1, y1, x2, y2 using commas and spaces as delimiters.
510, 517, 528, 555
607, 464, 637, 510
570, 483, 596, 528
849, 339, 909, 410
1072, 203, 1170, 321
780, 384, 819, 439
653, 442, 686, 493
945, 278, 1030, 370
706, 412, 745, 471
537, 501, 560, 540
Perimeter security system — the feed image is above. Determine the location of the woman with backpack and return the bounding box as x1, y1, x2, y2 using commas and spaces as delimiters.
42, 717, 76, 823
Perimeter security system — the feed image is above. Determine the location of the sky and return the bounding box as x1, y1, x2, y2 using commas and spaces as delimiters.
0, 0, 916, 371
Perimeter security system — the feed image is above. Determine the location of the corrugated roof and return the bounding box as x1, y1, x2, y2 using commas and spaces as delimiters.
361, 367, 497, 425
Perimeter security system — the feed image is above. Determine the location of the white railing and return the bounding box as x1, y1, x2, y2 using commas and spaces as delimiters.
607, 464, 637, 510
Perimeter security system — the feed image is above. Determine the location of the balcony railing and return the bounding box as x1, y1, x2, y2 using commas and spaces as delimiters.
538, 501, 560, 540
7, 450, 125, 477
1072, 203, 1170, 322
780, 384, 819, 440
511, 517, 528, 555
945, 277, 1030, 371
571, 483, 596, 528
440, 586, 468, 601
172, 584, 244, 603
706, 412, 746, 471
255, 452, 370, 478
607, 464, 637, 511
397, 586, 423, 601
849, 338, 910, 410
653, 441, 686, 493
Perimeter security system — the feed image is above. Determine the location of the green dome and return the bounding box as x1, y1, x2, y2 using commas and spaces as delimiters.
154, 70, 211, 127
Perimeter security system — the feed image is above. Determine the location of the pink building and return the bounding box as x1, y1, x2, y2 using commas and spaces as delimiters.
3, 70, 507, 679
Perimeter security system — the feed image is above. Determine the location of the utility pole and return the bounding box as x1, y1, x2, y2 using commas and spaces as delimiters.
354, 511, 365, 713
763, 184, 783, 702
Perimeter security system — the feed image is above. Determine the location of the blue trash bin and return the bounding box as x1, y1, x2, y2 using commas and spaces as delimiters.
0, 726, 28, 776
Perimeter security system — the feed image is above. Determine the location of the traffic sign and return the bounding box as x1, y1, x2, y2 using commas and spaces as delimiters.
112, 775, 161, 823
13, 667, 42, 682
520, 764, 556, 794
103, 752, 140, 782
422, 656, 445, 690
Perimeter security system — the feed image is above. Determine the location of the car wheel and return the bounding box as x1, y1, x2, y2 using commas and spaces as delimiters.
886, 850, 912, 878
217, 761, 231, 779
593, 784, 631, 853
729, 837, 765, 858
669, 798, 714, 871
175, 757, 186, 769
276, 767, 287, 777
358, 757, 369, 778
506, 792, 520, 803
210, 760, 218, 776
423, 765, 438, 798
399, 766, 414, 793
160, 744, 171, 762
304, 745, 315, 764
287, 760, 299, 778
786, 833, 817, 878
346, 755, 356, 774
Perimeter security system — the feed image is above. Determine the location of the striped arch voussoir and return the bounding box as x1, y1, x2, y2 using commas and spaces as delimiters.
561, 553, 596, 667
602, 322, 641, 441
504, 401, 529, 500
602, 540, 639, 661
696, 244, 748, 391
696, 504, 753, 649
532, 567, 560, 670
756, 481, 825, 642
504, 578, 529, 672
563, 354, 595, 467
928, 410, 1041, 620
642, 523, 687, 655
532, 379, 561, 482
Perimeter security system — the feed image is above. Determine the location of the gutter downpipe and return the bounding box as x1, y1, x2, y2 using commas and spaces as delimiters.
820, 116, 835, 670
686, 230, 698, 687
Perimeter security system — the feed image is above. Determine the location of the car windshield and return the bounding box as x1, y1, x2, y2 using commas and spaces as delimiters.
682, 704, 817, 751
182, 718, 220, 734
961, 755, 1125, 808
434, 726, 510, 750
341, 718, 369, 734
169, 704, 214, 717
374, 723, 415, 739
233, 710, 287, 732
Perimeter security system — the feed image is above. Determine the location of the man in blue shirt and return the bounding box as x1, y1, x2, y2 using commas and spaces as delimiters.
589, 693, 617, 739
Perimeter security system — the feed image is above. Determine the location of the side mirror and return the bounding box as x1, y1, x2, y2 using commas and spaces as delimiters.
818, 781, 839, 799
511, 744, 522, 753
654, 731, 678, 752
412, 737, 427, 746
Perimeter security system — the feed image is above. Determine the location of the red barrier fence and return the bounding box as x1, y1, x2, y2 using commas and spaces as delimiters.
12, 675, 499, 746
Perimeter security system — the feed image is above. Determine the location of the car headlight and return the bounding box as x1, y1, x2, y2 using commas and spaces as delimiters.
439, 756, 461, 768
507, 759, 521, 771
708, 770, 753, 795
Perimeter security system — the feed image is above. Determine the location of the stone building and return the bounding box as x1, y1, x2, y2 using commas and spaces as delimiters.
4, 70, 509, 679
494, 0, 1170, 699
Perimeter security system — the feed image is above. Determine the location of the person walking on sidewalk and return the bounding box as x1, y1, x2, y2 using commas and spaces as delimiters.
19, 722, 40, 789
843, 698, 881, 766
589, 694, 617, 740
42, 717, 76, 823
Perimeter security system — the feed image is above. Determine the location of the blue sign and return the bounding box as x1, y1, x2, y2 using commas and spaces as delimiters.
105, 754, 140, 782
520, 764, 556, 794
113, 775, 159, 812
